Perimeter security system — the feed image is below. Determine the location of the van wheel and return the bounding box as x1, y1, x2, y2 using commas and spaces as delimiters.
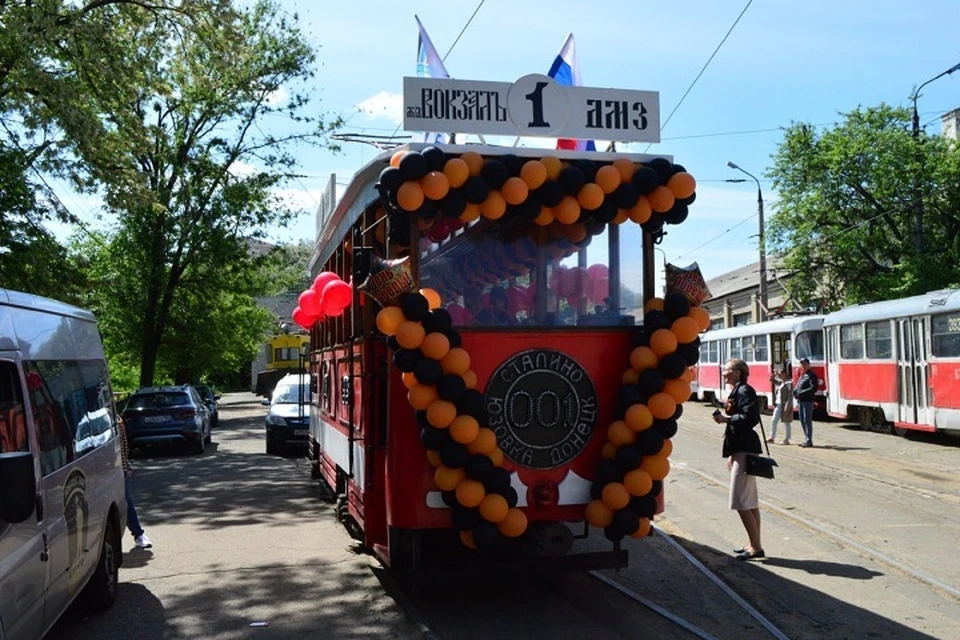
266, 437, 278, 455
85, 521, 120, 610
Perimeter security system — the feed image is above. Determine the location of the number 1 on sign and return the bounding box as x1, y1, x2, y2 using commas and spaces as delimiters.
524, 82, 550, 128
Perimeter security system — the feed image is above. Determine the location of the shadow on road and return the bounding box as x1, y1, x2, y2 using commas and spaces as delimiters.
759, 556, 884, 579
46, 583, 166, 640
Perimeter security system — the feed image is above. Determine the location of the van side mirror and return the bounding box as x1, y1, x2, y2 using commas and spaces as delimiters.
0, 452, 36, 524
260, 398, 270, 407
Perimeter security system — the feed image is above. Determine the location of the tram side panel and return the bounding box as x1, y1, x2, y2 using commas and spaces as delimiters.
929, 357, 960, 432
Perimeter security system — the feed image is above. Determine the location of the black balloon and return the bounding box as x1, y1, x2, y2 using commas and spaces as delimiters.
648, 480, 663, 498
652, 418, 678, 439
503, 485, 519, 508
452, 505, 481, 530
673, 404, 684, 421
439, 190, 466, 218
663, 202, 689, 225
416, 199, 437, 220
612, 507, 641, 536
638, 369, 665, 395
481, 160, 509, 190
574, 159, 598, 183
618, 385, 643, 411
386, 335, 400, 351
630, 494, 658, 519
590, 482, 604, 501
632, 330, 651, 348
437, 373, 466, 403
445, 330, 463, 349
615, 445, 644, 472
671, 163, 687, 174
441, 490, 458, 507
439, 441, 470, 469
678, 191, 697, 206
402, 293, 430, 322
537, 180, 564, 207
613, 183, 640, 210
595, 459, 624, 485
676, 342, 701, 366
422, 146, 446, 172
379, 166, 404, 193
644, 310, 671, 332
559, 166, 586, 195
413, 358, 442, 385
473, 521, 504, 549
648, 158, 673, 184
592, 200, 617, 223
641, 214, 664, 235
458, 389, 486, 421
636, 429, 665, 456
465, 454, 495, 483
501, 154, 522, 177
415, 409, 430, 429
516, 194, 541, 221
664, 292, 691, 322
658, 353, 688, 380
421, 425, 451, 450
394, 348, 422, 373
604, 524, 626, 542
631, 166, 660, 195
422, 308, 453, 334
399, 152, 428, 181
463, 176, 490, 204
484, 467, 511, 494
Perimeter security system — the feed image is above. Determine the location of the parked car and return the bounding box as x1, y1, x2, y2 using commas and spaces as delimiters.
262, 374, 310, 454
1, 288, 126, 639
194, 384, 221, 428
122, 385, 212, 455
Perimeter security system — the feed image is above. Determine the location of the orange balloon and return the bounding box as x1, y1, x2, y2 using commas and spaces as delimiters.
375, 306, 405, 335
462, 369, 478, 389
607, 420, 636, 447
460, 151, 484, 176
479, 494, 509, 523
435, 465, 466, 491
671, 316, 700, 344
426, 450, 442, 468
498, 508, 528, 537
420, 288, 442, 310
480, 191, 507, 220
396, 320, 425, 349
594, 165, 622, 194
602, 441, 617, 460
625, 404, 654, 432
612, 158, 636, 183
644, 297, 665, 313
648, 392, 677, 420
667, 172, 696, 199
681, 367, 695, 383
421, 332, 451, 360
461, 202, 482, 223
401, 371, 417, 390
397, 181, 425, 212
577, 183, 605, 210
443, 158, 470, 188
630, 346, 659, 372
665, 378, 692, 404
622, 369, 640, 385
630, 517, 652, 539
613, 209, 629, 225
440, 348, 471, 375
648, 185, 675, 213
661, 439, 674, 458
488, 448, 504, 467
585, 500, 614, 528
520, 160, 548, 190
427, 400, 457, 428
421, 171, 450, 201
627, 195, 652, 224
390, 151, 405, 168
450, 415, 480, 444
601, 482, 631, 511
554, 195, 581, 224
624, 468, 653, 497
455, 478, 485, 508
460, 530, 477, 548
408, 384, 438, 411
688, 305, 711, 332
541, 156, 563, 180
641, 454, 671, 481
564, 222, 587, 243
467, 428, 498, 455
534, 207, 555, 226
502, 176, 530, 206
650, 328, 678, 357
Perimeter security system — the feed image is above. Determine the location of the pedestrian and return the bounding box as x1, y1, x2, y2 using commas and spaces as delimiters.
118, 415, 153, 549
768, 367, 794, 445
794, 357, 818, 447
713, 358, 764, 561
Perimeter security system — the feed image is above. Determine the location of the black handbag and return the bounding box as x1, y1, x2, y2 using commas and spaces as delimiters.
745, 420, 778, 479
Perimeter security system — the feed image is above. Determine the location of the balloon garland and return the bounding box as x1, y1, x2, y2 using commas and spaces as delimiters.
585, 292, 709, 541
376, 290, 529, 549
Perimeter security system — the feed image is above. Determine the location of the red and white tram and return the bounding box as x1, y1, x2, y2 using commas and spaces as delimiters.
696, 315, 825, 410
823, 289, 960, 434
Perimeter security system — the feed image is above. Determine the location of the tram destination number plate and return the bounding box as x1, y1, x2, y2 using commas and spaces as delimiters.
485, 349, 598, 470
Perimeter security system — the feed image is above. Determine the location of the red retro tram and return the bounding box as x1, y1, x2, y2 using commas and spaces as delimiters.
300, 142, 706, 575
823, 288, 960, 435
696, 315, 825, 410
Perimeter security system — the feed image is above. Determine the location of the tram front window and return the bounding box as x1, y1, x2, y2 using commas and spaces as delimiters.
419, 218, 635, 328
796, 330, 824, 361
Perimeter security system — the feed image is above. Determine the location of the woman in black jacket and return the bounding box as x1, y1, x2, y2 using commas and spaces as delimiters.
713, 358, 764, 560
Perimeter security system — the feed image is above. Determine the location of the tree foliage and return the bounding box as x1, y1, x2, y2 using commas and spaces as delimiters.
768, 104, 960, 309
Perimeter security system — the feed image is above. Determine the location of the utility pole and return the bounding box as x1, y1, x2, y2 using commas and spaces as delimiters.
727, 162, 767, 321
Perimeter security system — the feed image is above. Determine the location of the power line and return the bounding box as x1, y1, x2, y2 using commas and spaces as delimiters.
644, 0, 754, 152
442, 0, 485, 63
674, 210, 759, 262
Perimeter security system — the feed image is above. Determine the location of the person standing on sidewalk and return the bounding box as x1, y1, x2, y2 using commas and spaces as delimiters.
118, 415, 153, 549
768, 368, 794, 445
794, 358, 818, 448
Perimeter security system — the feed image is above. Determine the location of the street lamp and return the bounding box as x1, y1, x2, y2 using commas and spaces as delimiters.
910, 62, 960, 254
726, 161, 767, 321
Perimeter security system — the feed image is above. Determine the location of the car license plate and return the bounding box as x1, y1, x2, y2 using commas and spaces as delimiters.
144, 415, 170, 424
294, 429, 308, 436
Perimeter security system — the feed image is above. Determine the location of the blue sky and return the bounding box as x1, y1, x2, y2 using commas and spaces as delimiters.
47, 0, 960, 290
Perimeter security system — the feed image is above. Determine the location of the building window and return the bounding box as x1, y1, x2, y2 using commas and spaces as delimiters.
840, 324, 864, 360
932, 312, 960, 358
733, 312, 751, 327
865, 321, 892, 359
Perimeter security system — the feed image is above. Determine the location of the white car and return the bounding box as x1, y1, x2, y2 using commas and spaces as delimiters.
262, 374, 311, 455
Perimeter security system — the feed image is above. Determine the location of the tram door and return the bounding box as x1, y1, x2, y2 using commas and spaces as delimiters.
896, 318, 930, 426
825, 327, 841, 416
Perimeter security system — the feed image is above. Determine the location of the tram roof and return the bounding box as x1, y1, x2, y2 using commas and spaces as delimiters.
822, 289, 960, 327
307, 143, 673, 275
700, 315, 824, 341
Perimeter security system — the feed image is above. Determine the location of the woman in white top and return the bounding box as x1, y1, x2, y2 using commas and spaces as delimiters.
767, 368, 794, 445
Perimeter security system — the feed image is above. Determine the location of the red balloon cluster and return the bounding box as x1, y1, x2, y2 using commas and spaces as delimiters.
548, 264, 609, 305
291, 271, 353, 330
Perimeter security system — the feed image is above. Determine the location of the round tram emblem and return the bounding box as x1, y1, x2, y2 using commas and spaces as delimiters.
485, 349, 598, 470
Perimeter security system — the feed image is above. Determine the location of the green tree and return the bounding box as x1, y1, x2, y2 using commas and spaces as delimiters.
768, 104, 960, 309
259, 239, 315, 295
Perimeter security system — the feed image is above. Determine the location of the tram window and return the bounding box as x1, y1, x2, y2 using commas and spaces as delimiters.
796, 331, 824, 361
742, 336, 755, 362
729, 337, 741, 360
865, 321, 892, 359
755, 336, 769, 362
840, 324, 864, 359
932, 312, 960, 358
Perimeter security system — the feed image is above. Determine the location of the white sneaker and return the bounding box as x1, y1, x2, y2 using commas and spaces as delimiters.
135, 534, 153, 549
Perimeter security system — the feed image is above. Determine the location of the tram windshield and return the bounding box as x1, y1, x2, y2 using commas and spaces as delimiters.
795, 330, 824, 361
419, 217, 639, 328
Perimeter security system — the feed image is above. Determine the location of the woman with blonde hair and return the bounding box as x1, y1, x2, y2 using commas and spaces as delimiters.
713, 358, 764, 560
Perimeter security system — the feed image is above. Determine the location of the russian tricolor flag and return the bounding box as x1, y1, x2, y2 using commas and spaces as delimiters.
415, 16, 450, 144
548, 33, 596, 151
